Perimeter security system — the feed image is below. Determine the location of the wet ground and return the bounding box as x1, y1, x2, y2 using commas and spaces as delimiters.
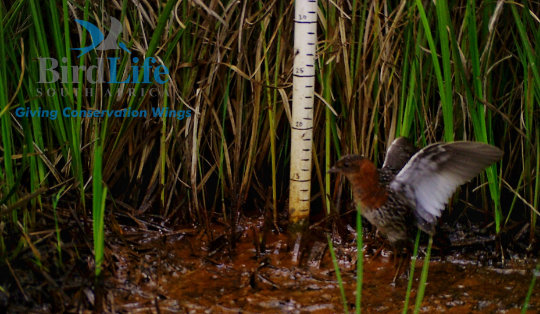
105, 216, 539, 313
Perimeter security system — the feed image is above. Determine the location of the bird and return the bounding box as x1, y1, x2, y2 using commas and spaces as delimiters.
329, 137, 503, 278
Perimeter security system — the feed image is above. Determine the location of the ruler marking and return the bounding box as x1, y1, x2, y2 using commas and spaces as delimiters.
290, 178, 311, 182
291, 126, 313, 130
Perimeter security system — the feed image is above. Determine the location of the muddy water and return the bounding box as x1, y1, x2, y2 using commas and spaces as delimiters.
109, 219, 539, 313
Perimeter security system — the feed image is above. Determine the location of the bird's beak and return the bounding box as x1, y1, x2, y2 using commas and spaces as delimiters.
328, 166, 340, 174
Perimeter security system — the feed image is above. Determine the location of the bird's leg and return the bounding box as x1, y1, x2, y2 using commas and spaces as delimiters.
392, 249, 411, 283
371, 244, 385, 260
368, 230, 388, 260
392, 254, 402, 283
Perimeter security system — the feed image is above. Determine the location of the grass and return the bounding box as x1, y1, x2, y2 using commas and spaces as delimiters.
413, 236, 432, 313
355, 208, 363, 313
0, 0, 538, 311
523, 263, 540, 313
327, 233, 349, 313
403, 230, 421, 313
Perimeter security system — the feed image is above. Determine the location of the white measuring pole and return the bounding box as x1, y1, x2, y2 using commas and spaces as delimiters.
289, 0, 317, 226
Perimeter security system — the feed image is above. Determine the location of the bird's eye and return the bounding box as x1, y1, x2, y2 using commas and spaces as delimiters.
343, 161, 350, 168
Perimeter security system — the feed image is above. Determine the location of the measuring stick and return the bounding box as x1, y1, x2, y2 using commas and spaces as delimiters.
289, 0, 317, 226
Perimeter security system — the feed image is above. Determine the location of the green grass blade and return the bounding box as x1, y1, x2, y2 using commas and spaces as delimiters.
522, 263, 540, 313
413, 236, 432, 313
415, 0, 453, 141
327, 233, 349, 314
403, 230, 421, 313
355, 210, 363, 313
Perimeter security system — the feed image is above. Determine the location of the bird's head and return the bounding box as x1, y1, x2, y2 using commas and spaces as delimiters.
329, 154, 386, 208
329, 155, 377, 178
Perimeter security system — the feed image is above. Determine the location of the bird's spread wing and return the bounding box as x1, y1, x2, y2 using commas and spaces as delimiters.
389, 142, 502, 234
382, 137, 418, 173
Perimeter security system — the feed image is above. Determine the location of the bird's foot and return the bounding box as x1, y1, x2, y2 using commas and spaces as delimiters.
370, 244, 385, 260
392, 252, 411, 283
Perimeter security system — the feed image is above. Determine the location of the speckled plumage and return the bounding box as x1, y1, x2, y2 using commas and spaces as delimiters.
330, 138, 503, 253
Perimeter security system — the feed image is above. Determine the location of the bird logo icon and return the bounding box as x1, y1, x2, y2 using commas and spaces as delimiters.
72, 17, 131, 57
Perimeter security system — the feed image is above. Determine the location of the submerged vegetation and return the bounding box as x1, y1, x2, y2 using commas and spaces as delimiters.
0, 0, 538, 311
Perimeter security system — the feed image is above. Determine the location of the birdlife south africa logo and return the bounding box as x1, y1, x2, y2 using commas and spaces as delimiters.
37, 16, 169, 91
24, 17, 192, 121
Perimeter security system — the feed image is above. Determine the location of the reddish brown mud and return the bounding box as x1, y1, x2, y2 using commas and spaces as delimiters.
106, 217, 539, 313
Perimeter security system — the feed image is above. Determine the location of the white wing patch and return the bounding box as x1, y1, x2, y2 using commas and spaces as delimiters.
389, 142, 502, 234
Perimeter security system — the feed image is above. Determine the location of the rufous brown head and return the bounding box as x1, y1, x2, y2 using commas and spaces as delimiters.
329, 155, 375, 176
329, 154, 386, 208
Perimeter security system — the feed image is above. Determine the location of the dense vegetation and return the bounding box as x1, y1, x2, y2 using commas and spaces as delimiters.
0, 0, 538, 310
